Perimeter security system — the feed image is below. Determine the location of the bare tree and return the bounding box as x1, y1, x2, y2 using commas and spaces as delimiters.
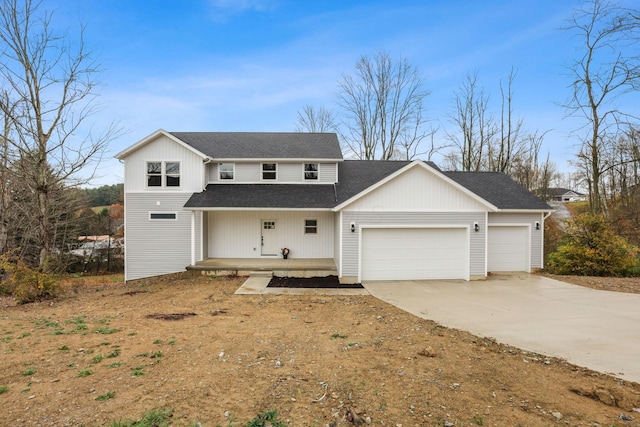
336, 51, 431, 160
446, 71, 497, 171
490, 68, 527, 174
562, 0, 640, 214
0, 0, 120, 268
295, 105, 337, 133
509, 131, 555, 192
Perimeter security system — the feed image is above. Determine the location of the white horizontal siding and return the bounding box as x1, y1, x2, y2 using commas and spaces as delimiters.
340, 211, 485, 278
278, 163, 300, 182
345, 166, 488, 211
206, 162, 339, 184
123, 134, 204, 193
124, 192, 198, 280
488, 212, 544, 269
208, 211, 334, 258
319, 163, 337, 183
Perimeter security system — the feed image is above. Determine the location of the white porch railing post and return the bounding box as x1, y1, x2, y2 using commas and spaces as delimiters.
191, 211, 196, 265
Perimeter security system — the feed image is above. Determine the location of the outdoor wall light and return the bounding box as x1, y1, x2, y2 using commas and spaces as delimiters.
350, 222, 356, 233
535, 221, 541, 230
473, 222, 479, 232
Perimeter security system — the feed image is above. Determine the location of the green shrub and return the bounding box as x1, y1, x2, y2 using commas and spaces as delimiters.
547, 213, 640, 276
0, 251, 60, 304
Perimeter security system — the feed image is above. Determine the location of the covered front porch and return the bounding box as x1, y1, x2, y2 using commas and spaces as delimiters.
186, 257, 338, 278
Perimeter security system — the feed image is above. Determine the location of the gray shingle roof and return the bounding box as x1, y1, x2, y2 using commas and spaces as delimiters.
335, 160, 411, 204
444, 171, 551, 210
184, 161, 411, 209
184, 161, 551, 211
184, 184, 337, 209
170, 132, 343, 160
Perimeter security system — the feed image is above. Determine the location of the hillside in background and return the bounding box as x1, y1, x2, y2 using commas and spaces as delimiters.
83, 184, 123, 207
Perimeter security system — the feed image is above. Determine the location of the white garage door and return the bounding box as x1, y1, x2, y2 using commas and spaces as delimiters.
488, 226, 529, 272
361, 228, 468, 281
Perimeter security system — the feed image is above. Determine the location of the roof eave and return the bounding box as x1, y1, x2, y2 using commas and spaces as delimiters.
183, 206, 334, 211
495, 208, 554, 213
209, 157, 344, 162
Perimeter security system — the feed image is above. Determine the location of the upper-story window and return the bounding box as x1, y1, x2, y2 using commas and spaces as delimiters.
147, 161, 180, 187
262, 163, 277, 180
219, 163, 234, 180
165, 162, 180, 187
147, 162, 162, 187
304, 163, 319, 180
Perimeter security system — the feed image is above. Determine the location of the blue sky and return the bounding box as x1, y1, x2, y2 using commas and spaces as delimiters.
49, 0, 638, 186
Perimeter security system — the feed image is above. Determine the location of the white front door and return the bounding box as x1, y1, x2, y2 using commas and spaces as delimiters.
261, 220, 278, 256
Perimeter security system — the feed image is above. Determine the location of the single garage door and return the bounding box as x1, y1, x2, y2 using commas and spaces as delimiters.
488, 226, 529, 272
361, 227, 468, 281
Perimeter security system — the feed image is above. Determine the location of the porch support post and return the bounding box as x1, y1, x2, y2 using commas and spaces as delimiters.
190, 210, 196, 265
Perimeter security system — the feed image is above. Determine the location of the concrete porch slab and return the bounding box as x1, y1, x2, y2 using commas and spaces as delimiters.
189, 258, 338, 278
235, 274, 369, 296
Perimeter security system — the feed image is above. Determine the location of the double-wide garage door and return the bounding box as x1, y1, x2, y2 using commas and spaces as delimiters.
361, 228, 468, 281
487, 225, 529, 272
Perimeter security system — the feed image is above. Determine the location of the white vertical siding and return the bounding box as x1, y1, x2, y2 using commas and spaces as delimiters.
340, 211, 485, 279
488, 212, 544, 269
124, 192, 199, 280
123, 135, 205, 193
207, 211, 334, 258
344, 166, 488, 212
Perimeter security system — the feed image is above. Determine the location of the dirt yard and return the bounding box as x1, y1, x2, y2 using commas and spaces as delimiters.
1, 273, 639, 426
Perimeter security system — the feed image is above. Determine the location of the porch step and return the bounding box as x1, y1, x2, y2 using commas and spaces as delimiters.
187, 258, 337, 279
249, 271, 274, 277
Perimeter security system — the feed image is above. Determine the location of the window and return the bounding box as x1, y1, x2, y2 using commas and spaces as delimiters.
165, 162, 180, 187
304, 163, 319, 180
262, 163, 277, 180
263, 220, 276, 230
219, 163, 234, 180
146, 161, 180, 188
147, 162, 162, 187
149, 212, 177, 220
304, 219, 317, 234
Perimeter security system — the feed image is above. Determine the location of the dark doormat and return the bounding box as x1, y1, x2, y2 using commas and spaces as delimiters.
267, 275, 364, 289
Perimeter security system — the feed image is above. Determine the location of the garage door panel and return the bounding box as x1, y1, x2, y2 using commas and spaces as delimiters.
361, 228, 467, 281
488, 226, 528, 272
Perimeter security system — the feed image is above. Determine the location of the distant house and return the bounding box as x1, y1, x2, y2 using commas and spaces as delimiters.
115, 130, 551, 282
538, 188, 587, 202
71, 235, 123, 258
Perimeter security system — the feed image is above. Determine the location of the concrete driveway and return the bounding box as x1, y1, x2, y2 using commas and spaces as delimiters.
363, 274, 640, 383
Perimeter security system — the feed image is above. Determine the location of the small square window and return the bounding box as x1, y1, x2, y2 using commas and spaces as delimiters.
219, 163, 234, 180
304, 163, 319, 180
305, 219, 317, 234
262, 163, 277, 180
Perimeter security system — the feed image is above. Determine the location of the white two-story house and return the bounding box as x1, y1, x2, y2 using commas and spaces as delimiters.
116, 130, 551, 282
